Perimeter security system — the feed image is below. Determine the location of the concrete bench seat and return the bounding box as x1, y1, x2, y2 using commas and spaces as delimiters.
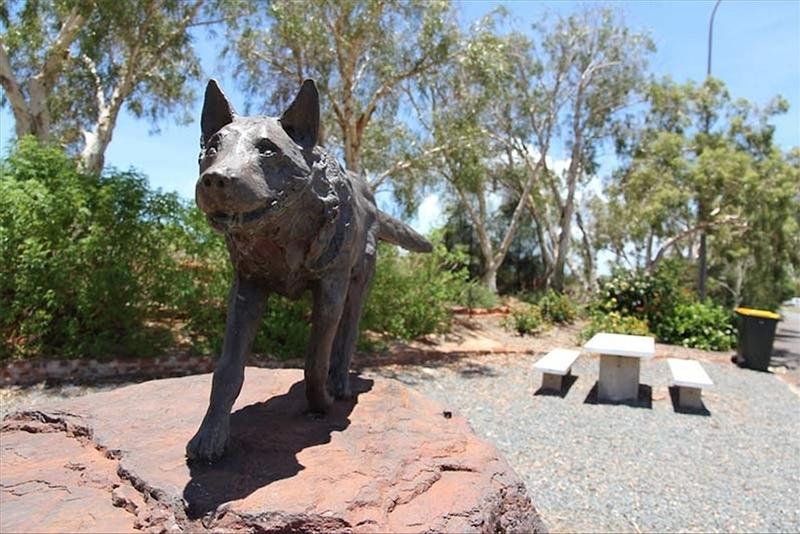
534, 349, 581, 391
667, 358, 714, 410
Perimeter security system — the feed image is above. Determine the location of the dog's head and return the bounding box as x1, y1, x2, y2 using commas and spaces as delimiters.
195, 79, 320, 232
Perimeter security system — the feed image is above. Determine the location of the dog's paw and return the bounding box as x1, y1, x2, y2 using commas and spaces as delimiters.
186, 418, 229, 463
306, 387, 333, 414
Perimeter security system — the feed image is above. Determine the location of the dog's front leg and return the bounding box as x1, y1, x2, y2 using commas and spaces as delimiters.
305, 277, 349, 414
186, 275, 266, 462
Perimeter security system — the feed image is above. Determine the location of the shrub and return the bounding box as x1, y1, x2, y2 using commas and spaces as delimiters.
538, 289, 577, 324
593, 262, 696, 340
503, 304, 543, 336
0, 140, 470, 360
360, 240, 470, 342
578, 312, 651, 343
595, 263, 687, 329
658, 301, 737, 351
0, 137, 183, 359
458, 281, 498, 309
254, 295, 312, 358
591, 263, 737, 350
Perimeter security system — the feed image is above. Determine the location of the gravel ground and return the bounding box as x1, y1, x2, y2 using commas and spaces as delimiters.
362, 352, 800, 533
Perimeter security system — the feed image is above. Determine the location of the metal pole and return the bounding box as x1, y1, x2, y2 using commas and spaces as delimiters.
707, 0, 722, 76
699, 0, 721, 301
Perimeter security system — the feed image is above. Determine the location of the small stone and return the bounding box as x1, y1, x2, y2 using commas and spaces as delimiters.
111, 484, 145, 514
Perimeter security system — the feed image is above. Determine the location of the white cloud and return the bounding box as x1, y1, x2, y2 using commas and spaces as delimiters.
415, 193, 445, 235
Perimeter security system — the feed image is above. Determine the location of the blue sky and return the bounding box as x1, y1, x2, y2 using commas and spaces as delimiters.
1, 0, 798, 222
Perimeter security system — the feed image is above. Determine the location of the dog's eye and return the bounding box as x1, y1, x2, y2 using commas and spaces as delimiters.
206, 146, 217, 157
256, 139, 279, 157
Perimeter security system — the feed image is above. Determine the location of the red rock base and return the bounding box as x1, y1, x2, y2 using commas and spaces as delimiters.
1, 368, 546, 533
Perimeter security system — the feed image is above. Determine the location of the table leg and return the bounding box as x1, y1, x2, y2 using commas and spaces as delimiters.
598, 354, 640, 402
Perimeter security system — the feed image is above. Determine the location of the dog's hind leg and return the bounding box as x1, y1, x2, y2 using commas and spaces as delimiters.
305, 276, 349, 413
328, 254, 376, 399
186, 275, 266, 462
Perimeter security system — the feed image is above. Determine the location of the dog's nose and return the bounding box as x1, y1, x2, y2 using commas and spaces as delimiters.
199, 171, 235, 189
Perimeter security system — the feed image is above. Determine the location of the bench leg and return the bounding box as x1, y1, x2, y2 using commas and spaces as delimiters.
678, 386, 703, 410
598, 354, 640, 402
541, 372, 564, 392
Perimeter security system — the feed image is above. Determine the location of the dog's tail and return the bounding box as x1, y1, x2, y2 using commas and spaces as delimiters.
377, 212, 433, 253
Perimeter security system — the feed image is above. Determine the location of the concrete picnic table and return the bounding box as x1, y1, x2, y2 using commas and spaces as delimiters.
583, 332, 655, 402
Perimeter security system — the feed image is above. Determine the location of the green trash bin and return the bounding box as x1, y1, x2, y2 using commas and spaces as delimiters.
734, 307, 781, 371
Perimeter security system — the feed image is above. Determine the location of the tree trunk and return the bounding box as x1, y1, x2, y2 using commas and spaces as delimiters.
27, 77, 51, 143
551, 84, 585, 292
0, 44, 33, 138
481, 265, 498, 294
575, 209, 595, 291
551, 158, 580, 291
0, 7, 84, 142
80, 129, 110, 175
79, 84, 127, 174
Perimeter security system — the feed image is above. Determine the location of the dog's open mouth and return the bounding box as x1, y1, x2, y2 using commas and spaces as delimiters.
207, 199, 279, 229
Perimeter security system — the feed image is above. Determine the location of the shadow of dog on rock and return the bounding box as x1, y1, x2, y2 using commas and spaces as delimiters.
183, 374, 373, 519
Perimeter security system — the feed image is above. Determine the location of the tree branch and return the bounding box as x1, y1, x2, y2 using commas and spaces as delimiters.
0, 39, 31, 136
493, 153, 545, 265
37, 7, 85, 91
357, 51, 455, 142
371, 141, 459, 189
80, 54, 105, 111
647, 214, 745, 270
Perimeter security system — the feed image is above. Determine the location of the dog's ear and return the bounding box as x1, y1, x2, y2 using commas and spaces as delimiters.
201, 79, 235, 146
280, 79, 319, 150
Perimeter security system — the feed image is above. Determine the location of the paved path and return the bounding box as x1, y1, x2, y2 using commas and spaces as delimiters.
772, 309, 800, 390
773, 310, 800, 366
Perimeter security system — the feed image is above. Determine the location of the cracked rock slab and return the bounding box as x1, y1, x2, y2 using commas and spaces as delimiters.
1, 368, 546, 533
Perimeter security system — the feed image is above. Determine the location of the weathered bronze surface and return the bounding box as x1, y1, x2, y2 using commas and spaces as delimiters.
187, 79, 431, 462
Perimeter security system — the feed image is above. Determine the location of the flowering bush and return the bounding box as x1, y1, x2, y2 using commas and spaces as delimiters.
590, 263, 737, 351
578, 312, 651, 343
659, 301, 737, 351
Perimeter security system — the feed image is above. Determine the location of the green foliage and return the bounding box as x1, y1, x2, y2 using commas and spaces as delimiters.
458, 281, 498, 309
1, 140, 472, 360
223, 0, 458, 192
503, 304, 543, 336
1, 0, 206, 171
537, 289, 577, 324
594, 262, 689, 339
578, 312, 651, 344
361, 241, 470, 342
590, 263, 738, 351
162, 205, 231, 354
0, 137, 182, 358
254, 296, 312, 359
658, 301, 737, 351
600, 76, 800, 310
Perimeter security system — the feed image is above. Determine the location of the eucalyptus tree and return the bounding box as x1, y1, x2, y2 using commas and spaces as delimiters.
221, 0, 458, 203
598, 77, 799, 308
526, 8, 653, 292
1, 0, 212, 174
417, 16, 543, 293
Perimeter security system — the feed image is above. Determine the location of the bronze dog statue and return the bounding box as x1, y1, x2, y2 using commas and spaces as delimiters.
187, 79, 431, 462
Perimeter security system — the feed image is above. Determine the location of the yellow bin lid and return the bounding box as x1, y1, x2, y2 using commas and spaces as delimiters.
735, 307, 781, 320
